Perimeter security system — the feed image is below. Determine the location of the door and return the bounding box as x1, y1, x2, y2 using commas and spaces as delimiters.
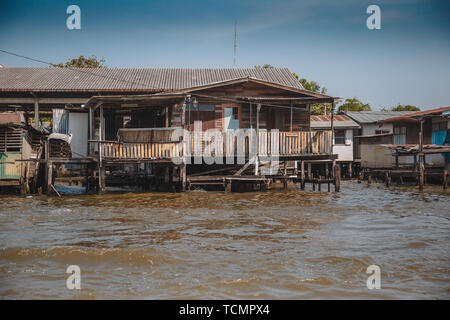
223, 107, 240, 131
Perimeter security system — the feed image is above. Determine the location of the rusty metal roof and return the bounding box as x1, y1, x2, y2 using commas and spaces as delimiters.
0, 67, 304, 92
310, 114, 360, 129
0, 112, 24, 125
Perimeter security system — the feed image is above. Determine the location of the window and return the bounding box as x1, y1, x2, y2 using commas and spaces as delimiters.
393, 126, 406, 144
375, 130, 390, 134
334, 130, 346, 145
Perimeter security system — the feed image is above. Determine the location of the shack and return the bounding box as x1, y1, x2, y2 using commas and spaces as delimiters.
0, 112, 44, 192
351, 107, 450, 189
83, 77, 340, 193
311, 114, 360, 177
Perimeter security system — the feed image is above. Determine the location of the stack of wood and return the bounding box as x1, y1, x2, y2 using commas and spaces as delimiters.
49, 138, 72, 158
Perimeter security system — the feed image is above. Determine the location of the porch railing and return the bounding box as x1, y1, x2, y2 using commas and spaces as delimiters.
89, 130, 332, 161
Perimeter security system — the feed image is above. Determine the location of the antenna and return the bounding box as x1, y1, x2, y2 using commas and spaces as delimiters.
233, 20, 237, 66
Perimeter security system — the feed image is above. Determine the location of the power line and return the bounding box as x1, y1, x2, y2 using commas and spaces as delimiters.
0, 49, 157, 89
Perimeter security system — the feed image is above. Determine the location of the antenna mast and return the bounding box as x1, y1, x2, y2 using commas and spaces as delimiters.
233, 20, 237, 66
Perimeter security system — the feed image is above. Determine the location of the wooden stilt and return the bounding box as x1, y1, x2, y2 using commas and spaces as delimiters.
307, 163, 312, 180
348, 162, 353, 178
46, 161, 53, 196
443, 169, 448, 190
181, 164, 186, 192
99, 165, 106, 194
300, 161, 305, 190
334, 164, 341, 192
419, 153, 424, 191
385, 171, 391, 187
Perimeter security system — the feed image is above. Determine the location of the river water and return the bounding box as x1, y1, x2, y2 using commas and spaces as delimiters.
0, 181, 448, 299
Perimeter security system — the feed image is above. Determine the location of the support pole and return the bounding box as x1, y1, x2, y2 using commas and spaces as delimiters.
98, 105, 106, 194
334, 163, 341, 192
330, 101, 335, 155
290, 101, 293, 132
46, 161, 53, 196
419, 119, 424, 191
307, 162, 312, 180
33, 94, 39, 129
300, 160, 305, 190
255, 104, 261, 175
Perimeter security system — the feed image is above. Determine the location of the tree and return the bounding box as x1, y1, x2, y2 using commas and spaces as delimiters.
337, 98, 371, 112
391, 104, 420, 111
254, 64, 275, 69
254, 64, 329, 115
54, 55, 106, 68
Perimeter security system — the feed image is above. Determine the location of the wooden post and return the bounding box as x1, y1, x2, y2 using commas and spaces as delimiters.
419, 119, 424, 191
444, 153, 449, 190
98, 105, 106, 194
282, 161, 288, 189
348, 162, 353, 178
300, 160, 305, 190
181, 164, 186, 192
255, 104, 261, 175
385, 171, 391, 187
330, 101, 335, 155
46, 161, 53, 196
334, 163, 341, 192
307, 162, 312, 180
290, 101, 293, 132
325, 162, 329, 178
249, 102, 253, 130
33, 94, 39, 129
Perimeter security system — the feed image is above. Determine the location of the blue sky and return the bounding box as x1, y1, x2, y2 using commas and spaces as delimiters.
0, 0, 449, 110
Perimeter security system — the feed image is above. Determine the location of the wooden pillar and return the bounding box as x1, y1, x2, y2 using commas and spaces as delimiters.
307, 162, 312, 180
330, 101, 335, 155
419, 119, 424, 191
98, 105, 106, 194
33, 94, 39, 129
282, 161, 288, 189
249, 102, 253, 130
255, 104, 261, 175
325, 162, 329, 178
444, 153, 449, 190
348, 162, 353, 178
385, 171, 391, 187
334, 163, 341, 192
290, 101, 293, 132
46, 161, 53, 196
181, 164, 186, 192
300, 160, 305, 190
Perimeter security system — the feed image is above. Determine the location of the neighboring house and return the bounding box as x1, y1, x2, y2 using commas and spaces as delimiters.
342, 111, 414, 164
381, 106, 450, 168
0, 112, 44, 190
311, 114, 360, 176
0, 67, 329, 159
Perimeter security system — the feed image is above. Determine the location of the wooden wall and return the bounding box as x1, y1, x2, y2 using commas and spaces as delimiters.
171, 102, 310, 132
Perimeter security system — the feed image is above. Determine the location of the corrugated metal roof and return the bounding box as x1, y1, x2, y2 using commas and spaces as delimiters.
0, 67, 304, 92
343, 111, 414, 123
0, 112, 23, 125
310, 114, 360, 129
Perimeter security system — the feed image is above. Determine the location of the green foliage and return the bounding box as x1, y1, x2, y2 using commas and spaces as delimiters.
54, 55, 106, 68
337, 98, 371, 112
391, 104, 420, 111
254, 64, 275, 69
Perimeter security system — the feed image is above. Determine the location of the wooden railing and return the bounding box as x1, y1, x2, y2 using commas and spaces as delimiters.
89, 130, 332, 161
89, 140, 184, 161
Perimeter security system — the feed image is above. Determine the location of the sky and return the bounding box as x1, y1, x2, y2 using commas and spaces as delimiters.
0, 0, 449, 110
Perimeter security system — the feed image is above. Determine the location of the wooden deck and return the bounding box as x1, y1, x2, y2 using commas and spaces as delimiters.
90, 130, 333, 162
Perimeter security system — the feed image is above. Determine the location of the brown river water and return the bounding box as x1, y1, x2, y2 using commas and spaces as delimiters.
0, 181, 449, 299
